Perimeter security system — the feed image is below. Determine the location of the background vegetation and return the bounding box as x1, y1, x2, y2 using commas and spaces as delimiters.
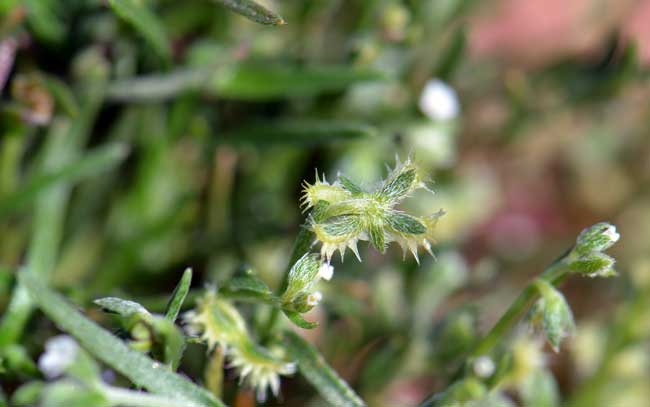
1, 0, 649, 406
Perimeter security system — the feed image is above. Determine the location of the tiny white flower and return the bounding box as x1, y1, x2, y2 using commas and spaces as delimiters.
418, 79, 460, 121
318, 263, 334, 281
473, 355, 495, 378
38, 335, 79, 379
603, 225, 620, 244
307, 291, 322, 307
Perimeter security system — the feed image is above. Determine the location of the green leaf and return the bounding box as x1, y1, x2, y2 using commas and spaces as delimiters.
220, 271, 279, 306
368, 222, 386, 254
211, 63, 385, 100
531, 280, 575, 352
19, 271, 225, 407
223, 120, 377, 145
282, 310, 318, 329
150, 317, 186, 371
94, 297, 152, 320
338, 176, 364, 195
108, 0, 171, 63
284, 331, 365, 406
379, 167, 417, 203
42, 75, 80, 117
213, 0, 285, 25
10, 382, 45, 407
320, 216, 361, 237
0, 143, 129, 219
106, 69, 208, 102
165, 268, 192, 323
434, 27, 466, 81
386, 211, 427, 234
520, 369, 560, 407
24, 0, 66, 43
41, 380, 109, 407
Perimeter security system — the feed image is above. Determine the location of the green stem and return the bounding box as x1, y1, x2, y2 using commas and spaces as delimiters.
262, 226, 314, 339
469, 255, 570, 359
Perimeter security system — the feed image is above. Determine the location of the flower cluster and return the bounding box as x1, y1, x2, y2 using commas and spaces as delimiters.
568, 222, 619, 278
301, 157, 444, 263
184, 290, 295, 401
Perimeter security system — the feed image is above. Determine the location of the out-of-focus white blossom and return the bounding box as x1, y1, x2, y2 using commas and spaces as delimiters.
473, 355, 496, 378
306, 291, 323, 307
418, 79, 460, 121
38, 335, 79, 379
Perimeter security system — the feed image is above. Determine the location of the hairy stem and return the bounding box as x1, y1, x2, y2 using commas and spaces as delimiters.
469, 252, 570, 359
262, 226, 314, 338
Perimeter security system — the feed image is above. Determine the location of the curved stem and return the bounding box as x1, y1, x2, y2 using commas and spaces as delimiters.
469, 255, 570, 359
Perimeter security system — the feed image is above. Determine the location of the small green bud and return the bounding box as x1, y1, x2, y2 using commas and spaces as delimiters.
531, 280, 576, 352
569, 252, 617, 278
574, 222, 619, 256
568, 222, 619, 278
281, 253, 326, 305
291, 291, 323, 313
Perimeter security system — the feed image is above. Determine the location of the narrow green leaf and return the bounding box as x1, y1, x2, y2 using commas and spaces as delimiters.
108, 0, 171, 63
24, 0, 66, 43
165, 268, 192, 323
386, 212, 427, 235
338, 176, 364, 195
43, 75, 80, 117
284, 331, 365, 406
150, 317, 186, 371
282, 310, 318, 329
434, 28, 466, 81
321, 216, 361, 237
106, 69, 208, 102
223, 120, 377, 145
0, 143, 128, 219
368, 222, 386, 254
94, 297, 152, 319
211, 64, 385, 100
213, 0, 285, 25
19, 271, 225, 407
379, 167, 417, 203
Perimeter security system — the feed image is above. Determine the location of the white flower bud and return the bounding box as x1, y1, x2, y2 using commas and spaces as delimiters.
318, 263, 334, 281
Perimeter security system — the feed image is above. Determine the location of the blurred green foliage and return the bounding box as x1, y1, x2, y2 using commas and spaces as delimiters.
1, 0, 650, 406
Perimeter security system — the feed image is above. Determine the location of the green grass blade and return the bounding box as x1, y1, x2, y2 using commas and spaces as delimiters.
106, 69, 207, 102
108, 0, 171, 63
284, 331, 366, 407
213, 0, 285, 25
223, 120, 377, 145
0, 143, 128, 220
18, 271, 225, 407
165, 268, 192, 323
211, 64, 386, 100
